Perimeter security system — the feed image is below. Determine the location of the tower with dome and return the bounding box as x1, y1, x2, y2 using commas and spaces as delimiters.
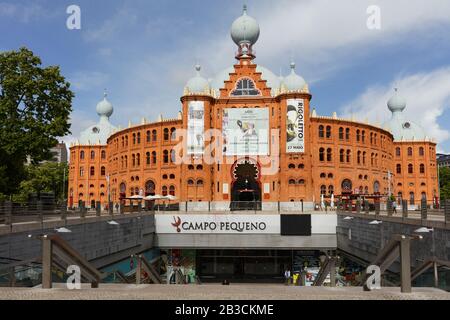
69, 5, 438, 211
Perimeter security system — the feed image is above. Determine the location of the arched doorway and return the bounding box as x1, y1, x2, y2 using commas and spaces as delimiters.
145, 180, 156, 196
231, 159, 261, 211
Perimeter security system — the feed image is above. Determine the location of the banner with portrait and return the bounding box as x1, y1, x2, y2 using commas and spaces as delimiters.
286, 99, 305, 153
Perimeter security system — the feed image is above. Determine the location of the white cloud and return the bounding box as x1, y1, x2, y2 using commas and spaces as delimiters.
340, 66, 450, 148
0, 2, 56, 23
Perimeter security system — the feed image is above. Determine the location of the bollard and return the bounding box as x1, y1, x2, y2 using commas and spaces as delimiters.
37, 201, 43, 223
5, 201, 13, 225
108, 201, 113, 216
387, 200, 393, 217
421, 199, 427, 221
402, 200, 408, 219
356, 199, 361, 214
375, 202, 380, 217
365, 200, 370, 214
96, 201, 101, 217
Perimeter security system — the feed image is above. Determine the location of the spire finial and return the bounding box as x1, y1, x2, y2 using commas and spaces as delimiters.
103, 88, 107, 99
394, 87, 398, 93
243, 4, 247, 15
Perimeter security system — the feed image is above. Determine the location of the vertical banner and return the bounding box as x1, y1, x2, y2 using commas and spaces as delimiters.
286, 99, 305, 153
222, 107, 269, 156
187, 101, 205, 155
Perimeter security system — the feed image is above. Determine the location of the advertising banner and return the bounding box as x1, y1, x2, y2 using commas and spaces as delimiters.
187, 101, 205, 155
286, 99, 305, 153
156, 214, 280, 234
222, 107, 269, 156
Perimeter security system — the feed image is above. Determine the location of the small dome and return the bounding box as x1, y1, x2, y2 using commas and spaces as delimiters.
96, 92, 113, 118
230, 5, 260, 46
387, 88, 406, 113
185, 65, 210, 94
282, 62, 306, 92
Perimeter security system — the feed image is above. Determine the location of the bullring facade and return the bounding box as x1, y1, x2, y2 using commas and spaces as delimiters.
68, 6, 439, 210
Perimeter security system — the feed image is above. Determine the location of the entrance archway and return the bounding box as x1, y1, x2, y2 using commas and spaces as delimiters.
231, 159, 261, 211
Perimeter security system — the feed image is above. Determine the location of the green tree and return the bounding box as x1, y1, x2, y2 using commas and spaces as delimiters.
0, 48, 73, 195
439, 167, 450, 200
14, 162, 68, 204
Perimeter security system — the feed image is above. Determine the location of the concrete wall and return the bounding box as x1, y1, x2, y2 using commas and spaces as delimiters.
0, 213, 155, 268
337, 213, 450, 272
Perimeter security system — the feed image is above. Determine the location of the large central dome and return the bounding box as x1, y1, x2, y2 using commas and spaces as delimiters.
230, 5, 260, 46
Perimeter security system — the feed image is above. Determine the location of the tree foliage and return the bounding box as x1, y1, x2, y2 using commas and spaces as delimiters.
439, 167, 450, 200
0, 47, 73, 194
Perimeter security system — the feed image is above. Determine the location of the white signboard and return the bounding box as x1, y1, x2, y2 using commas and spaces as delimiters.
286, 99, 305, 153
156, 214, 280, 234
187, 101, 205, 155
222, 108, 269, 156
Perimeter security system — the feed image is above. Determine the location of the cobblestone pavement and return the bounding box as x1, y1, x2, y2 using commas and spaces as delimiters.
0, 284, 449, 300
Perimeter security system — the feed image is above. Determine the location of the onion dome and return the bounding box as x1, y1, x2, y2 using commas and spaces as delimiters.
387, 88, 406, 113
185, 64, 210, 94
231, 5, 260, 46
96, 91, 113, 118
383, 89, 426, 141
282, 62, 306, 92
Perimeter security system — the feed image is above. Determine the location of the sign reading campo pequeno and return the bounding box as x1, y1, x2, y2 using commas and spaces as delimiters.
155, 215, 280, 234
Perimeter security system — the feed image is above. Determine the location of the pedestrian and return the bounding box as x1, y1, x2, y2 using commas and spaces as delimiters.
393, 201, 397, 214
284, 269, 291, 285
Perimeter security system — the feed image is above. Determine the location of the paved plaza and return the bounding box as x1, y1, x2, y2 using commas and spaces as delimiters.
0, 284, 448, 300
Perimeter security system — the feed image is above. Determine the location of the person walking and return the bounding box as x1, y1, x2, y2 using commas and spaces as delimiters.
284, 269, 291, 285
393, 201, 397, 214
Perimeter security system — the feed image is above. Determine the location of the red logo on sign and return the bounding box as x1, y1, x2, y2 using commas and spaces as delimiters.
171, 216, 182, 233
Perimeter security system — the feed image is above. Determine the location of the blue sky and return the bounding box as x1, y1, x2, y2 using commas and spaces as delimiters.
1, 0, 450, 151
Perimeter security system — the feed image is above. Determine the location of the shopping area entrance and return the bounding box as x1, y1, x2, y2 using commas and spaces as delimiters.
163, 249, 326, 283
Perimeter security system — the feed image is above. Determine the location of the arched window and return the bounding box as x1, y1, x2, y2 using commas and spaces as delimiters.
340, 149, 345, 163
170, 128, 176, 140
90, 151, 95, 160
289, 163, 296, 169
327, 148, 332, 162
339, 127, 344, 140
169, 186, 175, 196
187, 179, 194, 185
152, 130, 157, 142
370, 133, 373, 144
396, 164, 402, 174
346, 150, 351, 163
320, 185, 327, 195
373, 181, 380, 193
298, 179, 305, 185
419, 147, 424, 156
125, 135, 128, 146
163, 150, 169, 163
162, 174, 168, 180
410, 192, 415, 204
124, 155, 127, 168
318, 125, 324, 138
162, 186, 168, 196
132, 133, 136, 144
231, 78, 260, 96
421, 192, 427, 200
408, 147, 413, 156
320, 173, 326, 178
345, 128, 350, 140
197, 165, 203, 170
146, 152, 150, 165
357, 151, 361, 164
79, 167, 84, 177
326, 126, 331, 138
170, 174, 175, 179
171, 150, 176, 163
298, 164, 305, 169
146, 130, 151, 143
328, 173, 334, 179
101, 150, 106, 159
356, 129, 360, 142
188, 165, 195, 170
361, 130, 366, 143
136, 153, 140, 166
137, 132, 141, 144
420, 164, 425, 174
101, 166, 106, 176
132, 154, 136, 167
396, 147, 401, 157
408, 164, 413, 174
90, 166, 95, 176
362, 152, 366, 165
328, 185, 334, 195
164, 128, 169, 141
80, 151, 85, 160
342, 179, 352, 192
319, 148, 325, 161
145, 180, 155, 195
152, 151, 157, 164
